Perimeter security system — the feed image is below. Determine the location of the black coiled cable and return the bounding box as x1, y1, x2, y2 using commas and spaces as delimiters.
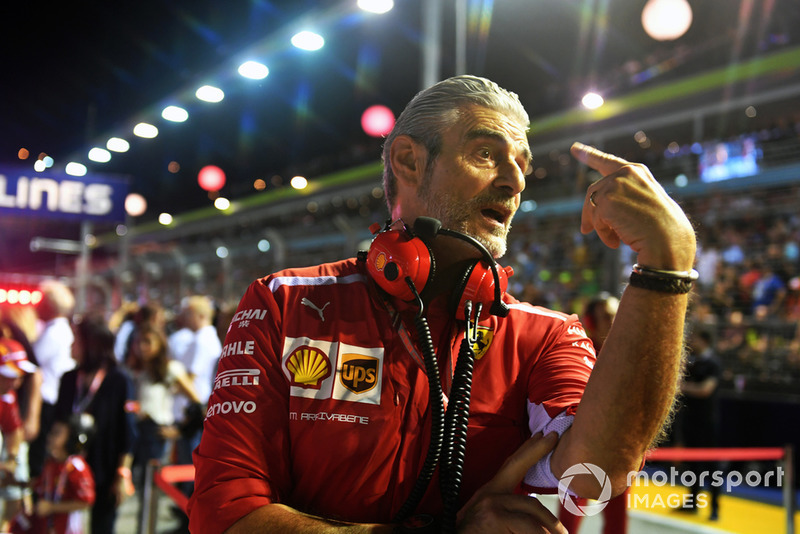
439, 302, 479, 533
393, 299, 446, 523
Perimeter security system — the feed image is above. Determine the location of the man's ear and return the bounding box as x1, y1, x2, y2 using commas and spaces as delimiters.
389, 135, 426, 189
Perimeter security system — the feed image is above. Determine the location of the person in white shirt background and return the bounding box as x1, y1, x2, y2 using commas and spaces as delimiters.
165, 295, 222, 533
29, 280, 75, 479
166, 299, 195, 440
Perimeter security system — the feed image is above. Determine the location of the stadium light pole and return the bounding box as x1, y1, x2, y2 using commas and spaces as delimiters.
455, 0, 467, 75
421, 0, 442, 88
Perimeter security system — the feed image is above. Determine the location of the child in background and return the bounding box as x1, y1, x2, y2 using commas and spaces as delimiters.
11, 413, 96, 534
0, 337, 39, 531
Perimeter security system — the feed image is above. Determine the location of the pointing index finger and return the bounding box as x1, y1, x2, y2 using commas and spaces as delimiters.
486, 431, 559, 493
571, 142, 631, 176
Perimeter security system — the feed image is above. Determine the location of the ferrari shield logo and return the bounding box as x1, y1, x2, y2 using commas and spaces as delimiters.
472, 327, 494, 360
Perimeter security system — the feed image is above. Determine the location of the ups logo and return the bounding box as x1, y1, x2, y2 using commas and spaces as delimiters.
339, 353, 379, 394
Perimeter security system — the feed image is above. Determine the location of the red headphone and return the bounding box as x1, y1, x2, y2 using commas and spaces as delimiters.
451, 259, 513, 320
365, 220, 513, 320
366, 221, 435, 302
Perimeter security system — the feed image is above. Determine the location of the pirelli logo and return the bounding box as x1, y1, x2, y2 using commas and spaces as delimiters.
214, 368, 260, 391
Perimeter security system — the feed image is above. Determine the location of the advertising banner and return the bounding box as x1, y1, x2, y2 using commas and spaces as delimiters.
0, 166, 129, 222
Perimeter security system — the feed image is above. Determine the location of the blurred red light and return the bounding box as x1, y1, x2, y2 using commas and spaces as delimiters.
361, 105, 395, 137
198, 165, 226, 192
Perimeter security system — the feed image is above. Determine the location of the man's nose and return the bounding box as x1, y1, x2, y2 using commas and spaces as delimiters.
495, 158, 527, 196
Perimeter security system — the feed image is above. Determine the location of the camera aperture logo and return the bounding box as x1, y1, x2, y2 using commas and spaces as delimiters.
557, 463, 613, 517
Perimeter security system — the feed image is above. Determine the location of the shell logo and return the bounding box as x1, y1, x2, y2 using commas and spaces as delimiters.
286, 346, 332, 389
374, 252, 387, 271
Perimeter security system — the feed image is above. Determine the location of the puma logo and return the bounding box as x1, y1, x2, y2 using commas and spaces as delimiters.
301, 298, 330, 321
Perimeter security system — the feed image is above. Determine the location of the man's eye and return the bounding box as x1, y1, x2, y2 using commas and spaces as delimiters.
478, 148, 492, 159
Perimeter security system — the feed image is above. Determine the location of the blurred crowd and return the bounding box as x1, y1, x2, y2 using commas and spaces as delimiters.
502, 181, 800, 398
0, 282, 225, 533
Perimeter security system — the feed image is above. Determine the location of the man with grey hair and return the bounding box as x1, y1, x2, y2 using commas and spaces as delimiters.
190, 75, 696, 533
29, 280, 76, 478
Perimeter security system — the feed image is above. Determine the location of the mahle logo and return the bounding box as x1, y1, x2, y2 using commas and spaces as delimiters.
557, 463, 613, 516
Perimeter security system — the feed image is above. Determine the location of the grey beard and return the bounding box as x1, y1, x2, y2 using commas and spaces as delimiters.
417, 187, 510, 258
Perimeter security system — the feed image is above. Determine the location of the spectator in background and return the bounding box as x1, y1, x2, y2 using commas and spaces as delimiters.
10, 413, 96, 534
751, 260, 787, 317
126, 323, 200, 532
167, 300, 193, 358
173, 295, 221, 427
29, 281, 76, 479
0, 337, 39, 531
166, 298, 194, 451
1, 306, 44, 475
718, 264, 750, 314
559, 292, 628, 534
169, 295, 222, 533
721, 228, 746, 266
111, 301, 139, 364
785, 275, 800, 321
694, 238, 721, 291
677, 329, 722, 521
120, 302, 167, 367
213, 302, 238, 356
706, 278, 736, 322
54, 315, 137, 534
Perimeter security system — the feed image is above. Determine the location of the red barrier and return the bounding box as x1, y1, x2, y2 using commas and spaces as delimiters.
643, 446, 795, 534
152, 464, 195, 514
647, 447, 786, 462
158, 464, 195, 484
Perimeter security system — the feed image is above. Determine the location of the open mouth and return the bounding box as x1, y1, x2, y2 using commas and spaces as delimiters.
481, 208, 507, 226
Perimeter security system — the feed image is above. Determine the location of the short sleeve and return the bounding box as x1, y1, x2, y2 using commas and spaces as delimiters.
188, 279, 290, 533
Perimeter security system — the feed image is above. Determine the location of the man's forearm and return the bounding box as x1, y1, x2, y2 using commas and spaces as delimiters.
225, 503, 394, 534
552, 286, 689, 495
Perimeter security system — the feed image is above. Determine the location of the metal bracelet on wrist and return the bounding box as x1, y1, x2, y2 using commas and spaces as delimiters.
632, 263, 699, 281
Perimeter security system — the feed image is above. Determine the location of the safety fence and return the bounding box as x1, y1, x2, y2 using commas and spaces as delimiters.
138, 462, 194, 534
137, 446, 796, 534
645, 445, 796, 534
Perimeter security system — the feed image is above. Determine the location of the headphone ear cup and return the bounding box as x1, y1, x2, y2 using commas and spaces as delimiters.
451, 261, 511, 320
366, 228, 435, 301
